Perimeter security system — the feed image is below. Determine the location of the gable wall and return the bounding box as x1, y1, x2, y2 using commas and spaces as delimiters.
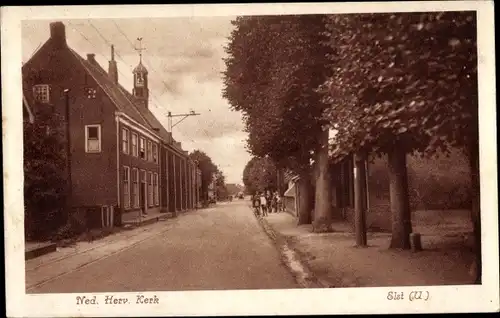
23, 41, 118, 207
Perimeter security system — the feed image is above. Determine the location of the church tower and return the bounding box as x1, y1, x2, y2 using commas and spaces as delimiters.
132, 37, 149, 108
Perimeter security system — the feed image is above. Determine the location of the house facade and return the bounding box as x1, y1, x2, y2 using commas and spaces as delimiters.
22, 21, 201, 229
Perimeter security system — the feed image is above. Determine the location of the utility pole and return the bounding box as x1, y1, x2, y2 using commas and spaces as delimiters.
167, 110, 200, 132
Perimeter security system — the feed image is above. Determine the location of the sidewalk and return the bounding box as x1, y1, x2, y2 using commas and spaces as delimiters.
260, 211, 475, 288
25, 215, 184, 292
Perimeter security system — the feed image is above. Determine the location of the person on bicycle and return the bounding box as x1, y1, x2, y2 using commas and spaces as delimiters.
252, 192, 261, 216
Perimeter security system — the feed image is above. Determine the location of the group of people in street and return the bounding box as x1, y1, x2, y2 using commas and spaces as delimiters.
252, 190, 284, 217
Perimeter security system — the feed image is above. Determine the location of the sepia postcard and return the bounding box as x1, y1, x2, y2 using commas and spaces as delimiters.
2, 2, 499, 317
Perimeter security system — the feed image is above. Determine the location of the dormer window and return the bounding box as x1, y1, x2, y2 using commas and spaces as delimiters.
136, 73, 144, 87
33, 84, 50, 103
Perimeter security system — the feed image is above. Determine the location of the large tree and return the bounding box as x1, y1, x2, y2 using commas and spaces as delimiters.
189, 150, 218, 202
321, 12, 478, 257
224, 15, 334, 229
24, 102, 67, 241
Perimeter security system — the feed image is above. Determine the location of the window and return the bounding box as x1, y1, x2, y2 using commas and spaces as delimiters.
122, 128, 129, 154
131, 168, 139, 208
139, 137, 146, 159
85, 125, 101, 153
148, 172, 153, 207
33, 84, 50, 103
153, 173, 159, 206
123, 166, 130, 209
152, 143, 158, 164
131, 133, 138, 157
147, 141, 152, 162
140, 170, 146, 208
136, 73, 144, 86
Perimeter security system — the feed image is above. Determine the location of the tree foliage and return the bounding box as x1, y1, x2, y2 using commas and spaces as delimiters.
223, 15, 332, 172
24, 103, 67, 240
242, 156, 259, 194
189, 150, 218, 200
214, 169, 229, 200
242, 156, 278, 194
321, 12, 477, 160
320, 12, 478, 252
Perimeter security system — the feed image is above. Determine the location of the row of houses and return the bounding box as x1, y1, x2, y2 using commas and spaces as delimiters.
22, 21, 203, 229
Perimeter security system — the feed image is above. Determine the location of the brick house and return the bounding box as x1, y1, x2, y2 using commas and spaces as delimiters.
22, 21, 201, 229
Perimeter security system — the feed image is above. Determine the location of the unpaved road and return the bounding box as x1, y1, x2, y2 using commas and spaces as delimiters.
27, 200, 298, 293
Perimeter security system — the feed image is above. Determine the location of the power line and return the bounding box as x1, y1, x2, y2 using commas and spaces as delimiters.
111, 19, 206, 138
67, 22, 134, 87
81, 20, 166, 111
70, 21, 201, 142
111, 20, 181, 106
68, 22, 207, 158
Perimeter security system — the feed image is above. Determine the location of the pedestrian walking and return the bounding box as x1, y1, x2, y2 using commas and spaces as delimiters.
266, 190, 273, 213
272, 192, 278, 213
260, 192, 268, 217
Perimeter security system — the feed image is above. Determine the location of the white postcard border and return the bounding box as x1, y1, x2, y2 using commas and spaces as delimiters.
2, 2, 498, 316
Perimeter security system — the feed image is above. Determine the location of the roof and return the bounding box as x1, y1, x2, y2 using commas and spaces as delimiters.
284, 170, 300, 184
23, 22, 189, 158
69, 49, 178, 148
70, 49, 151, 128
115, 83, 173, 145
284, 182, 296, 197
133, 61, 148, 74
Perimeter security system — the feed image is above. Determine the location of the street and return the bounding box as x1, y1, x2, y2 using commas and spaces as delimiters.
27, 199, 298, 293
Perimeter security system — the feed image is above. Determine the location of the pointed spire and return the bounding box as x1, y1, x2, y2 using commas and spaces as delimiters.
135, 37, 146, 64
111, 44, 115, 61
133, 37, 148, 74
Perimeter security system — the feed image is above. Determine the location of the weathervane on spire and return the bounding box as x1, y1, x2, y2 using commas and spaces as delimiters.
135, 37, 146, 62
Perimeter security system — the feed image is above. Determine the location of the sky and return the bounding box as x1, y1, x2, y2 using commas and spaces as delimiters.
21, 17, 250, 185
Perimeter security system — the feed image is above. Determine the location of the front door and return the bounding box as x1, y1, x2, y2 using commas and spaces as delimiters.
140, 183, 146, 215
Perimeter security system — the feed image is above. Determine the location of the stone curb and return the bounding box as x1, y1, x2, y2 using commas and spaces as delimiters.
251, 206, 332, 289
25, 243, 57, 260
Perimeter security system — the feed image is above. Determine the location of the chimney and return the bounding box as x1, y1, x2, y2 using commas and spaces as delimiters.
108, 45, 119, 84
87, 53, 96, 64
49, 22, 67, 49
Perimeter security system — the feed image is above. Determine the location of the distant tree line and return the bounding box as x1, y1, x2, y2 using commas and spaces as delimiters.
188, 150, 228, 201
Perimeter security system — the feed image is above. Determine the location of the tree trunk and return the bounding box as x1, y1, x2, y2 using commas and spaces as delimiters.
469, 141, 481, 284
312, 128, 333, 233
297, 170, 312, 225
388, 147, 412, 249
354, 153, 368, 247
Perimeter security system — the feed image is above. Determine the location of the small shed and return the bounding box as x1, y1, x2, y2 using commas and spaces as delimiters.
283, 174, 300, 216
